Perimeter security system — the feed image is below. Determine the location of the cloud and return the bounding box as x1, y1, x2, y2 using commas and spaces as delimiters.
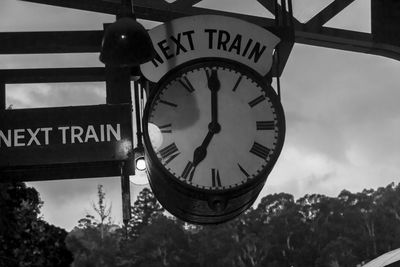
0, 53, 102, 70
257, 44, 400, 201
7, 82, 106, 108
281, 44, 400, 164
29, 178, 150, 230
0, 0, 114, 32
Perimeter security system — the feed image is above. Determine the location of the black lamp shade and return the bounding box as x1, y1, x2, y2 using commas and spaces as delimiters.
100, 17, 156, 67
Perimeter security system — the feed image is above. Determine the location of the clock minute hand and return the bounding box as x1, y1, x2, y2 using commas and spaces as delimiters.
192, 69, 222, 167
208, 69, 221, 126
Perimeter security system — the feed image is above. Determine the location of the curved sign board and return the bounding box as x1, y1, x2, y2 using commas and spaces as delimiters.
140, 15, 280, 82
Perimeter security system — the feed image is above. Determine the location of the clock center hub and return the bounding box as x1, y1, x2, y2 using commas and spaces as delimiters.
208, 122, 221, 134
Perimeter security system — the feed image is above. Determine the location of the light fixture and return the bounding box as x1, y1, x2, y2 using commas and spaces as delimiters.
129, 146, 149, 185
99, 0, 155, 67
134, 147, 146, 172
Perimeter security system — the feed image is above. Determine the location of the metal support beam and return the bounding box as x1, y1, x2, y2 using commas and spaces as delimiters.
132, 0, 275, 25
0, 67, 141, 84
14, 0, 400, 67
0, 31, 103, 54
19, 0, 120, 15
0, 161, 124, 182
2, 29, 399, 75
295, 25, 400, 61
305, 0, 356, 30
20, 0, 276, 25
0, 83, 5, 110
0, 67, 105, 84
171, 0, 203, 8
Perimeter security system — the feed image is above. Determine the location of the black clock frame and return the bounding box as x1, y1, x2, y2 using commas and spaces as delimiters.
142, 58, 286, 223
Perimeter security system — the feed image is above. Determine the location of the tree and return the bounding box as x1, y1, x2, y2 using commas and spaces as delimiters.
371, 183, 400, 255
66, 184, 120, 267
338, 189, 378, 260
0, 182, 73, 267
127, 188, 164, 239
129, 215, 195, 267
315, 237, 358, 267
92, 184, 112, 240
64, 181, 400, 267
253, 193, 310, 266
191, 221, 239, 267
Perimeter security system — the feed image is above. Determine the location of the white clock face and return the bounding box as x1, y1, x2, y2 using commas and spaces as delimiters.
146, 62, 283, 191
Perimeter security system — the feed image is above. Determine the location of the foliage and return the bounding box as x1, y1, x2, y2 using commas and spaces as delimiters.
66, 184, 120, 267
127, 188, 164, 240
66, 182, 400, 267
127, 215, 195, 267
0, 182, 73, 267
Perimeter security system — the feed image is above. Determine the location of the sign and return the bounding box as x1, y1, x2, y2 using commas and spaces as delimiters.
0, 104, 133, 167
140, 15, 280, 82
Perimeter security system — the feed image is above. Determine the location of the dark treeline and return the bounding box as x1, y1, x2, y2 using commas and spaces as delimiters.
1, 182, 400, 267
66, 182, 400, 267
0, 182, 72, 267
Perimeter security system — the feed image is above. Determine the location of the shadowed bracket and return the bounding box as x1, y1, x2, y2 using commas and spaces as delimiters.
256, 0, 301, 27
270, 0, 295, 78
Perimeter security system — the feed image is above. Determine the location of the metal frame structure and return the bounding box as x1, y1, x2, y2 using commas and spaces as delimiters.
2, 0, 399, 60
0, 0, 398, 184
1, 0, 398, 227
1, 0, 399, 110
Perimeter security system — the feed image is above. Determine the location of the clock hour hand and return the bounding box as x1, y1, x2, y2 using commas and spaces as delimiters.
192, 121, 220, 166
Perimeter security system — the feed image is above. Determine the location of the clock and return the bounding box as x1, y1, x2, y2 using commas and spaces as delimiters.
142, 58, 285, 224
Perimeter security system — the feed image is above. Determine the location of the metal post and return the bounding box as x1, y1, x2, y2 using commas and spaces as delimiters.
274, 51, 281, 100
133, 81, 143, 150
288, 0, 294, 27
105, 66, 132, 104
281, 0, 287, 26
105, 61, 133, 231
120, 0, 134, 18
274, 0, 279, 26
121, 162, 132, 230
0, 83, 5, 110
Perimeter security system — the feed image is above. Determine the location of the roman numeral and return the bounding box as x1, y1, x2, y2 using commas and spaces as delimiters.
159, 99, 178, 107
237, 163, 250, 178
163, 153, 180, 165
159, 143, 179, 159
248, 95, 265, 108
159, 123, 172, 133
232, 75, 243, 92
179, 76, 195, 93
212, 169, 222, 187
250, 142, 270, 159
256, 121, 275, 130
181, 161, 195, 181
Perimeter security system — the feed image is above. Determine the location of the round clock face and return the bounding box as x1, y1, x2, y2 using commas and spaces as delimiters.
144, 60, 285, 192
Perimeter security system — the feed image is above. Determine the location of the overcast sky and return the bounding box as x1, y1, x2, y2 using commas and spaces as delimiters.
1, 0, 399, 230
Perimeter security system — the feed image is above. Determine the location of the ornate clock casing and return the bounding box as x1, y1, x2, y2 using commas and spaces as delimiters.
142, 59, 285, 224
